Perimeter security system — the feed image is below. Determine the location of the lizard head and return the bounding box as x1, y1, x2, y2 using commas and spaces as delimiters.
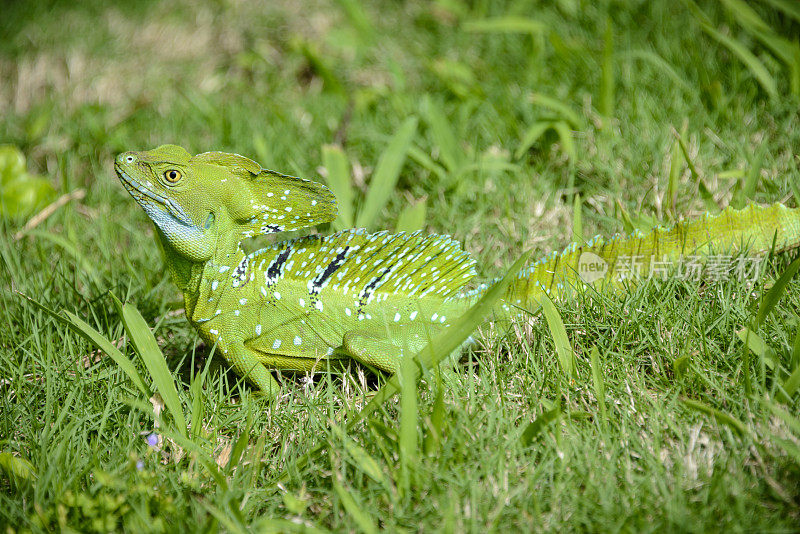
115, 145, 338, 262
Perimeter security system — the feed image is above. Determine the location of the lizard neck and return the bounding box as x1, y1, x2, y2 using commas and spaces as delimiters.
155, 228, 206, 312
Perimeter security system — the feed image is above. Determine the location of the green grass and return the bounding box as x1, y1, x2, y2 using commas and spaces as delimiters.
2, 0, 800, 531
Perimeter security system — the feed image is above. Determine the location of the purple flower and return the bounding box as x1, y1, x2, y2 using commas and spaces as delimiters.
136, 459, 144, 471
146, 432, 159, 447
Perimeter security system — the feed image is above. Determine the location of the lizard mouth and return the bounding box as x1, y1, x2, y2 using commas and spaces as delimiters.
115, 164, 193, 226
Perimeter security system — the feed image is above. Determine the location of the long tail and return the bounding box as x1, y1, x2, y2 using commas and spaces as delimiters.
462, 203, 800, 316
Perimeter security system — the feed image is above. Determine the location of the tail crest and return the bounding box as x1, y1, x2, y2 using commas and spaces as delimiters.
459, 203, 800, 316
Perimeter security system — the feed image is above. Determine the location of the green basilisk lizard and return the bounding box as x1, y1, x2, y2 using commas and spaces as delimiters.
115, 145, 800, 397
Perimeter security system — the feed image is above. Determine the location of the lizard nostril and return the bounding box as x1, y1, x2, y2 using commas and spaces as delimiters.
126, 155, 135, 163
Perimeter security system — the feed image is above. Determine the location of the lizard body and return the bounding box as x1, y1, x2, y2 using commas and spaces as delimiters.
115, 145, 800, 397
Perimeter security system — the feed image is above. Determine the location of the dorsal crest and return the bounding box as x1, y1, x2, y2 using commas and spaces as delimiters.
193, 150, 338, 239
193, 151, 261, 177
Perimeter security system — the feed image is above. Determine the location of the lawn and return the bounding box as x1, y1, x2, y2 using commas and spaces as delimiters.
2, 0, 800, 531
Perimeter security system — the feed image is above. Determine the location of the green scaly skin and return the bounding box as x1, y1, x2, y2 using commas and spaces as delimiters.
115, 145, 800, 397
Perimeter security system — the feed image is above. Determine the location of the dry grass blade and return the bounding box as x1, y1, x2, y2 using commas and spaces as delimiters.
13, 188, 85, 240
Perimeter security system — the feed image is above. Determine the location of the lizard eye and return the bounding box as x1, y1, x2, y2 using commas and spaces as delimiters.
164, 169, 182, 183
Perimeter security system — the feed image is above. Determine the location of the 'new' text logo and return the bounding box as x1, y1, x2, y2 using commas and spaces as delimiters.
578, 252, 608, 283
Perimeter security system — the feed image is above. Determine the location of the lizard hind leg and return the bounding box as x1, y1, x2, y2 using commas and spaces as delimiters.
225, 341, 282, 399
342, 332, 410, 374
342, 331, 463, 389
343, 330, 449, 375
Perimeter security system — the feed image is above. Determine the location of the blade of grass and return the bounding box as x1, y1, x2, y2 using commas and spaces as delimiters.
333, 0, 374, 43
764, 400, 800, 464
551, 120, 576, 161
0, 452, 36, 484
735, 142, 767, 207
295, 40, 345, 95
112, 295, 187, 437
792, 324, 800, 371
407, 145, 448, 181
720, 0, 772, 34
589, 347, 607, 426
423, 370, 446, 456
421, 95, 462, 173
26, 229, 101, 285
329, 423, 390, 490
681, 398, 749, 436
614, 199, 635, 234
765, 400, 800, 434
600, 16, 615, 119
622, 50, 693, 93
741, 328, 753, 395
540, 294, 576, 379
189, 369, 206, 440
754, 256, 800, 329
520, 405, 562, 446
226, 405, 252, 474
530, 93, 582, 128
667, 138, 682, 217
515, 121, 553, 159
462, 16, 546, 36
395, 199, 426, 232
399, 336, 418, 496
762, 0, 800, 23
332, 481, 378, 534
690, 6, 778, 98
777, 364, 800, 402
356, 117, 418, 228
322, 144, 354, 229
572, 193, 583, 244
65, 311, 151, 397
200, 502, 247, 534
18, 293, 151, 398
672, 127, 717, 211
